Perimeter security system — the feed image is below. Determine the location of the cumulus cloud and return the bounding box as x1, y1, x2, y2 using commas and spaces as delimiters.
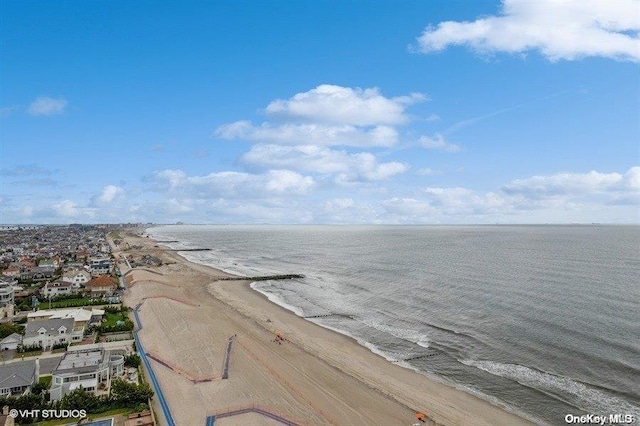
419, 134, 461, 152
242, 144, 409, 182
212, 84, 440, 187
28, 96, 68, 116
378, 167, 640, 222
96, 185, 125, 203
265, 84, 426, 126
416, 0, 640, 62
152, 168, 314, 198
501, 168, 638, 198
215, 121, 399, 148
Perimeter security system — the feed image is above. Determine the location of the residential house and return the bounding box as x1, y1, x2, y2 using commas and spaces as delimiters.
49, 348, 125, 400
89, 257, 112, 276
61, 268, 91, 288
1, 264, 20, 277
22, 318, 78, 349
0, 333, 22, 351
42, 280, 75, 299
0, 277, 15, 319
84, 276, 117, 298
27, 307, 104, 331
0, 360, 37, 396
21, 266, 55, 281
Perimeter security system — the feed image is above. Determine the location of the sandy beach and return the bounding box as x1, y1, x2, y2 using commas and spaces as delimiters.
118, 232, 533, 426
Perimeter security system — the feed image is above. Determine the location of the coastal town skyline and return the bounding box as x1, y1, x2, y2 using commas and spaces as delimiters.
2, 1, 639, 224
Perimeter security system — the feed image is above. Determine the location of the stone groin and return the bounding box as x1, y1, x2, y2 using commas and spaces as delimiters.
166, 248, 212, 251
215, 274, 305, 282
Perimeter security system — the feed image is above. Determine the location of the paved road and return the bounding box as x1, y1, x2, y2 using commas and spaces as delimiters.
0, 355, 61, 374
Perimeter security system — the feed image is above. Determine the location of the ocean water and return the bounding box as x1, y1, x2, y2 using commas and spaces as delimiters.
147, 225, 640, 425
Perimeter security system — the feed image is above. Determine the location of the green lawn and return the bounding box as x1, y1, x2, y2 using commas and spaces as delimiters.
103, 311, 127, 327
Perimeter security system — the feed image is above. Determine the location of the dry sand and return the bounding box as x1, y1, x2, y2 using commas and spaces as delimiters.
119, 233, 533, 426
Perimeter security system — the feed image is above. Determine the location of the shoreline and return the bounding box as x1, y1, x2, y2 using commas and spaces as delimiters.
122, 230, 535, 425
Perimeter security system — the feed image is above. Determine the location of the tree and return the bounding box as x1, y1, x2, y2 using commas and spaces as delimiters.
0, 323, 23, 339
110, 379, 153, 407
59, 387, 103, 411
124, 354, 141, 368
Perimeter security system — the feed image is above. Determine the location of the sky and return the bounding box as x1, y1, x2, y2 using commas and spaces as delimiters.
1, 0, 639, 224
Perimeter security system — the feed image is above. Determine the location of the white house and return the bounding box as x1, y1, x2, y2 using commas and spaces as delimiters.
27, 307, 104, 328
22, 318, 81, 349
0, 276, 15, 319
0, 333, 22, 351
61, 269, 91, 288
50, 348, 125, 400
42, 280, 76, 298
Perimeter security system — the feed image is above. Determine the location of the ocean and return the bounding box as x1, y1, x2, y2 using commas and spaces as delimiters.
146, 225, 640, 425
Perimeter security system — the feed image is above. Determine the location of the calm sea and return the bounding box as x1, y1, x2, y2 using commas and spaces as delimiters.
147, 225, 640, 425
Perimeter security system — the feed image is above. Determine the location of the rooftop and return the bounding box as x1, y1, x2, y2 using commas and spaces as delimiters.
55, 348, 107, 374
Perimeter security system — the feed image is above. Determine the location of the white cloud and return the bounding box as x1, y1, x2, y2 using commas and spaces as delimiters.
28, 96, 68, 116
152, 168, 314, 198
377, 167, 640, 223
265, 84, 426, 126
416, 0, 640, 62
51, 200, 96, 218
215, 121, 399, 148
419, 134, 461, 152
97, 185, 125, 203
242, 144, 409, 182
501, 169, 635, 198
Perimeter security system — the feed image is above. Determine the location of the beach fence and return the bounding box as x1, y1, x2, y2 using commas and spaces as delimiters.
144, 333, 235, 383
235, 339, 338, 425
138, 295, 199, 307
146, 351, 219, 383
133, 304, 176, 426
221, 335, 234, 379
206, 403, 303, 426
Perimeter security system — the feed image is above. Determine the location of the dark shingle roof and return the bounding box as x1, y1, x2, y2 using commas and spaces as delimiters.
0, 361, 35, 390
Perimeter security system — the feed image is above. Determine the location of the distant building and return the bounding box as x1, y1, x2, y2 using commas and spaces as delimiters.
42, 280, 75, 299
20, 266, 55, 281
1, 264, 20, 277
50, 348, 125, 400
61, 268, 91, 288
89, 258, 112, 276
84, 276, 117, 298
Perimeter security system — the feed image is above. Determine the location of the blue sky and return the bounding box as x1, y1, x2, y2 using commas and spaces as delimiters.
1, 0, 639, 224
